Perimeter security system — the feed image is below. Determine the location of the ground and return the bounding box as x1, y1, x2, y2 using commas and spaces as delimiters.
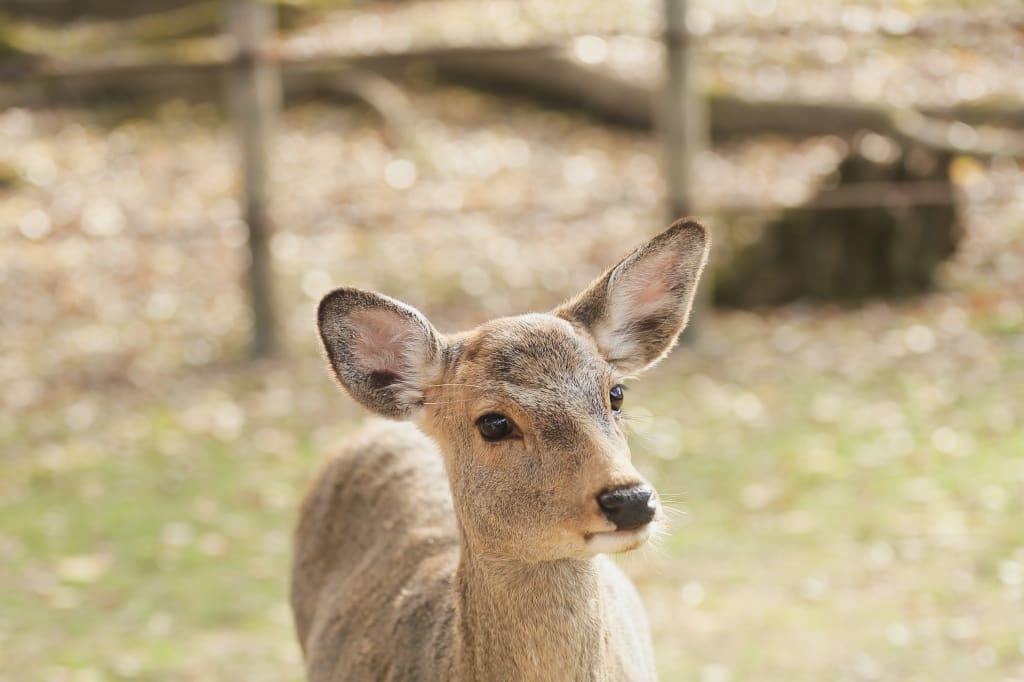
1, 68, 1023, 682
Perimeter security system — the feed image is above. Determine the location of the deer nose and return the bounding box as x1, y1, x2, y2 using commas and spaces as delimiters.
597, 485, 656, 531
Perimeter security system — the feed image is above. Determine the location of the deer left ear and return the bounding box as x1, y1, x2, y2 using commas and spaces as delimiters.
318, 288, 446, 419
555, 218, 710, 374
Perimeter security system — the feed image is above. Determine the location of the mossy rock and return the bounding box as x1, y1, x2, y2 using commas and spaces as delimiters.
715, 137, 962, 307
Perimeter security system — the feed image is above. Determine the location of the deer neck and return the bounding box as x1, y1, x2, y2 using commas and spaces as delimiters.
450, 549, 612, 681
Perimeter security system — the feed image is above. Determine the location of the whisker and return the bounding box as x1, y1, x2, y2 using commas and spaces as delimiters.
655, 488, 688, 499
638, 524, 673, 565
660, 498, 687, 510
660, 509, 688, 523
661, 508, 689, 523
621, 414, 658, 444
622, 427, 657, 444
649, 528, 672, 551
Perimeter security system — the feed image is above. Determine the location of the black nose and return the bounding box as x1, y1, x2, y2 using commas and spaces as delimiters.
597, 485, 656, 531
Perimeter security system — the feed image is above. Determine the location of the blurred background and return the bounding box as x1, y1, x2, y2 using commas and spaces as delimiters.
1, 0, 1023, 680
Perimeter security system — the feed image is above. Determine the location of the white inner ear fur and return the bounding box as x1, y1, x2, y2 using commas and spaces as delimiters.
349, 307, 436, 404
596, 250, 681, 365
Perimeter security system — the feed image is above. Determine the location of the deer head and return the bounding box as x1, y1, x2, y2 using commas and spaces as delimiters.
317, 219, 710, 562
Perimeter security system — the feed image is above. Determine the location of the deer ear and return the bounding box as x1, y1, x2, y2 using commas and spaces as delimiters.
318, 288, 446, 419
556, 219, 710, 374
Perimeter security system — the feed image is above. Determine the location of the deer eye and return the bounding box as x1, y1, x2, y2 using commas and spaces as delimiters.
476, 413, 514, 441
609, 384, 625, 413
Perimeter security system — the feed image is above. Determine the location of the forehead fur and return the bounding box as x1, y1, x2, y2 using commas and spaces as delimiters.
455, 314, 612, 451
460, 314, 607, 386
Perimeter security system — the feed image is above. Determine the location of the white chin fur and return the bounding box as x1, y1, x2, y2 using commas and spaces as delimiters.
586, 524, 654, 554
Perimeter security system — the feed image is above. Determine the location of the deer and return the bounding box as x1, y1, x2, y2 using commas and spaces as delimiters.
291, 218, 710, 681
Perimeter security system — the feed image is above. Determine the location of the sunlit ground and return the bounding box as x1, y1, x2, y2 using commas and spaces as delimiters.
2, 83, 1023, 682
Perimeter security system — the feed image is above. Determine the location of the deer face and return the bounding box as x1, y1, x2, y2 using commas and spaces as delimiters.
422, 314, 656, 561
317, 220, 709, 562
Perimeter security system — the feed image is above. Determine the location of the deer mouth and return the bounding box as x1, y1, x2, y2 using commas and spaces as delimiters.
585, 524, 655, 554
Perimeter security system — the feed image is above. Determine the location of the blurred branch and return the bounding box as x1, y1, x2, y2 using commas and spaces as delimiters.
0, 3, 223, 58
889, 108, 1024, 158
4, 41, 1024, 158
313, 68, 417, 145
117, 1, 224, 42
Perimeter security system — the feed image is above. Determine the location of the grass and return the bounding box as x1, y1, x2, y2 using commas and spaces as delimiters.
2, 96, 1023, 680
2, 405, 315, 681
3, 298, 1022, 681
629, 333, 1024, 681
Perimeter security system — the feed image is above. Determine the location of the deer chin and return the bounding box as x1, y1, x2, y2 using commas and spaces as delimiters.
585, 524, 655, 555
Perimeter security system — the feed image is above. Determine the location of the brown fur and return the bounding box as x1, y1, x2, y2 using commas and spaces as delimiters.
293, 219, 710, 681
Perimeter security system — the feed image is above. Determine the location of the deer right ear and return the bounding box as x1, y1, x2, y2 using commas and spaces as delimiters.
556, 219, 710, 374
317, 288, 446, 419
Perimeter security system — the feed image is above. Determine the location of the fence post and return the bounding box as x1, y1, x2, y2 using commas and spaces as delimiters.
226, 0, 280, 358
661, 0, 709, 339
